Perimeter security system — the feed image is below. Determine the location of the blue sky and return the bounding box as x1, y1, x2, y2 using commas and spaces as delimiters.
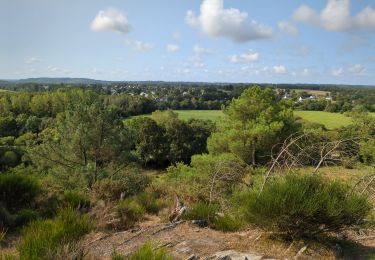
1, 0, 375, 84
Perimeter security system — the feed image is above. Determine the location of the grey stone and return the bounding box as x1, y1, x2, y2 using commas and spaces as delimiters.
214, 250, 264, 260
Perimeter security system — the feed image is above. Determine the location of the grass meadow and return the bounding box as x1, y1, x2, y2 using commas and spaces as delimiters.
131, 110, 375, 130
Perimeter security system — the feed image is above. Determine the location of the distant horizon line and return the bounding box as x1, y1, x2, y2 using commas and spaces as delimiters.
1, 77, 374, 87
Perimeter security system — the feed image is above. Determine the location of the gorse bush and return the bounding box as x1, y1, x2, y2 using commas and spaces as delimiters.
0, 172, 41, 213
212, 214, 243, 232
134, 192, 165, 214
183, 202, 219, 223
92, 170, 150, 201
126, 243, 172, 260
61, 190, 91, 209
117, 199, 145, 230
242, 174, 372, 238
18, 207, 93, 260
15, 209, 39, 227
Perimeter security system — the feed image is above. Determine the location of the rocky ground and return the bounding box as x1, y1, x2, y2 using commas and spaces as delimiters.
83, 215, 375, 260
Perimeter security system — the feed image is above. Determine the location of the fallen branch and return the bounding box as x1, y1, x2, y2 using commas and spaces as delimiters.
152, 220, 185, 235
355, 235, 375, 241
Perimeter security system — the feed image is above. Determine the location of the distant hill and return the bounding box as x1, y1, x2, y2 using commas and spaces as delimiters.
14, 77, 112, 85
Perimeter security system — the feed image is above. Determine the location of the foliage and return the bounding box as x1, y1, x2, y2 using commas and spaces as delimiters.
126, 243, 172, 260
167, 153, 247, 203
0, 171, 41, 213
29, 102, 131, 188
15, 209, 39, 227
208, 86, 300, 165
18, 207, 93, 260
212, 213, 243, 232
117, 199, 146, 230
61, 190, 91, 209
183, 202, 219, 223
241, 174, 372, 238
135, 192, 165, 214
127, 110, 213, 166
92, 168, 150, 201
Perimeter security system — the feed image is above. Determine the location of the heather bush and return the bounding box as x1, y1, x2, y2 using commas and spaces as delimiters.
18, 207, 93, 259
241, 174, 372, 238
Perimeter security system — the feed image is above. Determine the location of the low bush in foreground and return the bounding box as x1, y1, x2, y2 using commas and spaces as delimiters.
0, 172, 41, 213
117, 199, 145, 230
18, 207, 93, 259
242, 174, 372, 238
182, 202, 219, 223
126, 243, 172, 260
212, 214, 243, 232
61, 190, 91, 209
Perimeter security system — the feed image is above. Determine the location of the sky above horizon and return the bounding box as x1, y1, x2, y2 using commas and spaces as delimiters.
2, 0, 375, 84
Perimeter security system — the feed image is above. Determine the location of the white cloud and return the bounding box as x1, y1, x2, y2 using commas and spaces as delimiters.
91, 8, 130, 34
347, 64, 365, 75
25, 57, 41, 64
186, 0, 273, 42
332, 67, 344, 76
332, 64, 365, 76
273, 65, 287, 74
278, 21, 299, 35
301, 68, 310, 76
188, 56, 205, 68
293, 0, 375, 32
125, 40, 154, 52
228, 50, 260, 63
47, 66, 71, 74
193, 45, 214, 55
166, 44, 180, 53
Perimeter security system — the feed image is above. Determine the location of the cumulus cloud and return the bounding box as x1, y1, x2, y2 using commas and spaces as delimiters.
186, 0, 273, 42
347, 64, 365, 75
91, 8, 130, 34
188, 56, 205, 68
293, 0, 375, 32
228, 50, 260, 63
332, 64, 365, 76
125, 40, 154, 52
301, 68, 311, 76
166, 44, 180, 53
278, 21, 299, 35
25, 57, 41, 64
47, 66, 71, 74
272, 65, 287, 74
193, 45, 214, 55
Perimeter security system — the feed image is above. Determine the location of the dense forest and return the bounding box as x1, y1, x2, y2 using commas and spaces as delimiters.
1, 84, 375, 259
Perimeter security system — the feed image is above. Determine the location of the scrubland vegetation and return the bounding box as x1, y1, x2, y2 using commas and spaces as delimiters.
1, 84, 375, 259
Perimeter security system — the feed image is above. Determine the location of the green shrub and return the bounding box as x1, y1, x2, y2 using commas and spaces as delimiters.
18, 207, 93, 260
212, 214, 243, 232
111, 250, 125, 260
242, 174, 372, 238
0, 151, 20, 168
61, 190, 90, 209
135, 192, 164, 214
127, 243, 172, 260
117, 199, 145, 230
0, 172, 41, 213
15, 209, 39, 227
93, 170, 150, 201
183, 202, 219, 223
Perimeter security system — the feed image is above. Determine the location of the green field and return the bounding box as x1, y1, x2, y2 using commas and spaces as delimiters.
132, 110, 365, 130
172, 110, 224, 121
293, 111, 353, 129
